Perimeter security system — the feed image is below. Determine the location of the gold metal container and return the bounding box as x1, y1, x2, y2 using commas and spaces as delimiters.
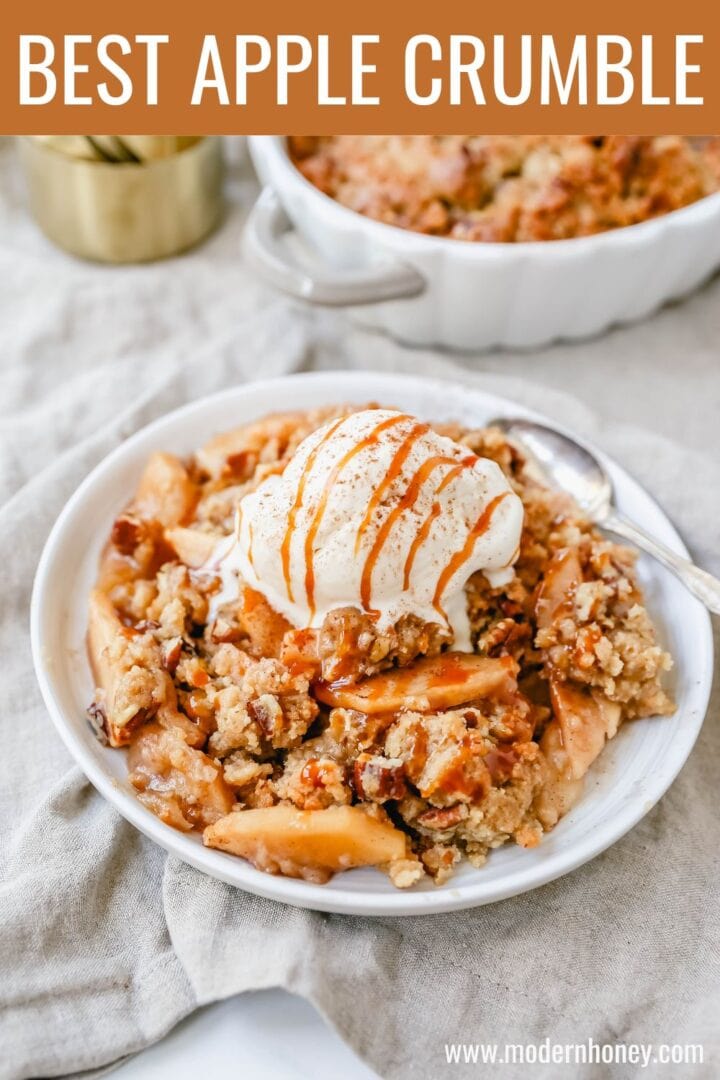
18, 136, 225, 263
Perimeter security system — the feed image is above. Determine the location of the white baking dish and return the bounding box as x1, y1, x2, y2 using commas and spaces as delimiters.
246, 135, 720, 351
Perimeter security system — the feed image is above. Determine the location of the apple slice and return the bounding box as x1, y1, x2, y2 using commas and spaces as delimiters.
535, 680, 622, 829
165, 526, 217, 569
204, 804, 407, 882
88, 590, 127, 704
550, 679, 621, 781
535, 548, 582, 629
315, 653, 518, 714
134, 452, 197, 526
534, 719, 583, 828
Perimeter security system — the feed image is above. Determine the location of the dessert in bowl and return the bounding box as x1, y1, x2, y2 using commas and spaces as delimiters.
85, 400, 674, 889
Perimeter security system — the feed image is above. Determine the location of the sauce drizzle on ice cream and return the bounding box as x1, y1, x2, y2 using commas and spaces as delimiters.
353, 421, 430, 557
360, 452, 476, 615
432, 492, 508, 620
302, 413, 410, 619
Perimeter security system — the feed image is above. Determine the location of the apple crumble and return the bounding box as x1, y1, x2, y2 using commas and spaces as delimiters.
87, 405, 674, 887
288, 136, 720, 242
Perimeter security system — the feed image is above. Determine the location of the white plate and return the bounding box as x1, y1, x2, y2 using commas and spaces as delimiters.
31, 372, 713, 916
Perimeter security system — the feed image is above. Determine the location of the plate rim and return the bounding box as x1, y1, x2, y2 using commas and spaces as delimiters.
30, 370, 714, 916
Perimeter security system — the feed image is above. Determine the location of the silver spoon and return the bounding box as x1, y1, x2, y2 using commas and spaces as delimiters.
489, 417, 720, 615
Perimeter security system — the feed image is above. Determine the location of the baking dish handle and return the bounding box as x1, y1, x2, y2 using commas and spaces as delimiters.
243, 189, 427, 307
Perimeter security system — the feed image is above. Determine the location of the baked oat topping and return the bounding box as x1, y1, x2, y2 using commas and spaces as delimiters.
289, 136, 720, 242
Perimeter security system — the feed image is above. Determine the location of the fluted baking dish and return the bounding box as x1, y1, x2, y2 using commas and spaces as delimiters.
246, 135, 720, 351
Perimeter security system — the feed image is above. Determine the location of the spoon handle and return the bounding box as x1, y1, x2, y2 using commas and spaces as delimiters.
603, 510, 720, 616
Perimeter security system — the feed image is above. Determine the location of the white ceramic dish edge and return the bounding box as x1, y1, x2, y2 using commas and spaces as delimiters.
246, 136, 720, 351
31, 371, 713, 915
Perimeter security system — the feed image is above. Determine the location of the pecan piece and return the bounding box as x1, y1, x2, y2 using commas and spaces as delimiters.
483, 747, 520, 783
353, 754, 407, 803
87, 701, 108, 742
416, 804, 466, 831
484, 617, 531, 657
247, 694, 284, 740
160, 637, 183, 674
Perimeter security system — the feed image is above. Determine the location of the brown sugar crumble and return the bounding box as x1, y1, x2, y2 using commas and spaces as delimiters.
289, 136, 720, 242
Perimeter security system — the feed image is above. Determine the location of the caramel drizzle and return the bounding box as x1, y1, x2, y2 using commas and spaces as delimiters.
402, 455, 477, 590
353, 422, 430, 557
280, 414, 349, 602
247, 520, 255, 570
304, 414, 411, 619
360, 454, 467, 613
432, 491, 509, 619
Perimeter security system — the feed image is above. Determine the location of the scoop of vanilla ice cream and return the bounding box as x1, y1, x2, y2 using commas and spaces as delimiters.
212, 409, 523, 649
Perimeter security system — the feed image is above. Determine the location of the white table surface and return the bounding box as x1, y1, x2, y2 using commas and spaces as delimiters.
114, 989, 379, 1080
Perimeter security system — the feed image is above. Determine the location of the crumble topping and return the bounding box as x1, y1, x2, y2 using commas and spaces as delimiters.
289, 136, 720, 242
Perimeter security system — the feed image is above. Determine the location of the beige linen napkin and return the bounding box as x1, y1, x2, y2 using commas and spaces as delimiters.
1, 139, 719, 1079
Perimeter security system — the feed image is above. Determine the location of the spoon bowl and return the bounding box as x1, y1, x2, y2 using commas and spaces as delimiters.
488, 415, 720, 615
489, 417, 614, 520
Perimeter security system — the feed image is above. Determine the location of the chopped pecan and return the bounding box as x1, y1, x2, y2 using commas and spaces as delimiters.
484, 747, 520, 783
353, 754, 407, 802
109, 707, 154, 746
416, 804, 466, 831
160, 637, 183, 674
483, 617, 531, 657
247, 694, 284, 740
87, 701, 108, 742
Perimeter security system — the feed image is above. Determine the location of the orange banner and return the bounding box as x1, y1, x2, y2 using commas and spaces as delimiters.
2, 0, 718, 134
